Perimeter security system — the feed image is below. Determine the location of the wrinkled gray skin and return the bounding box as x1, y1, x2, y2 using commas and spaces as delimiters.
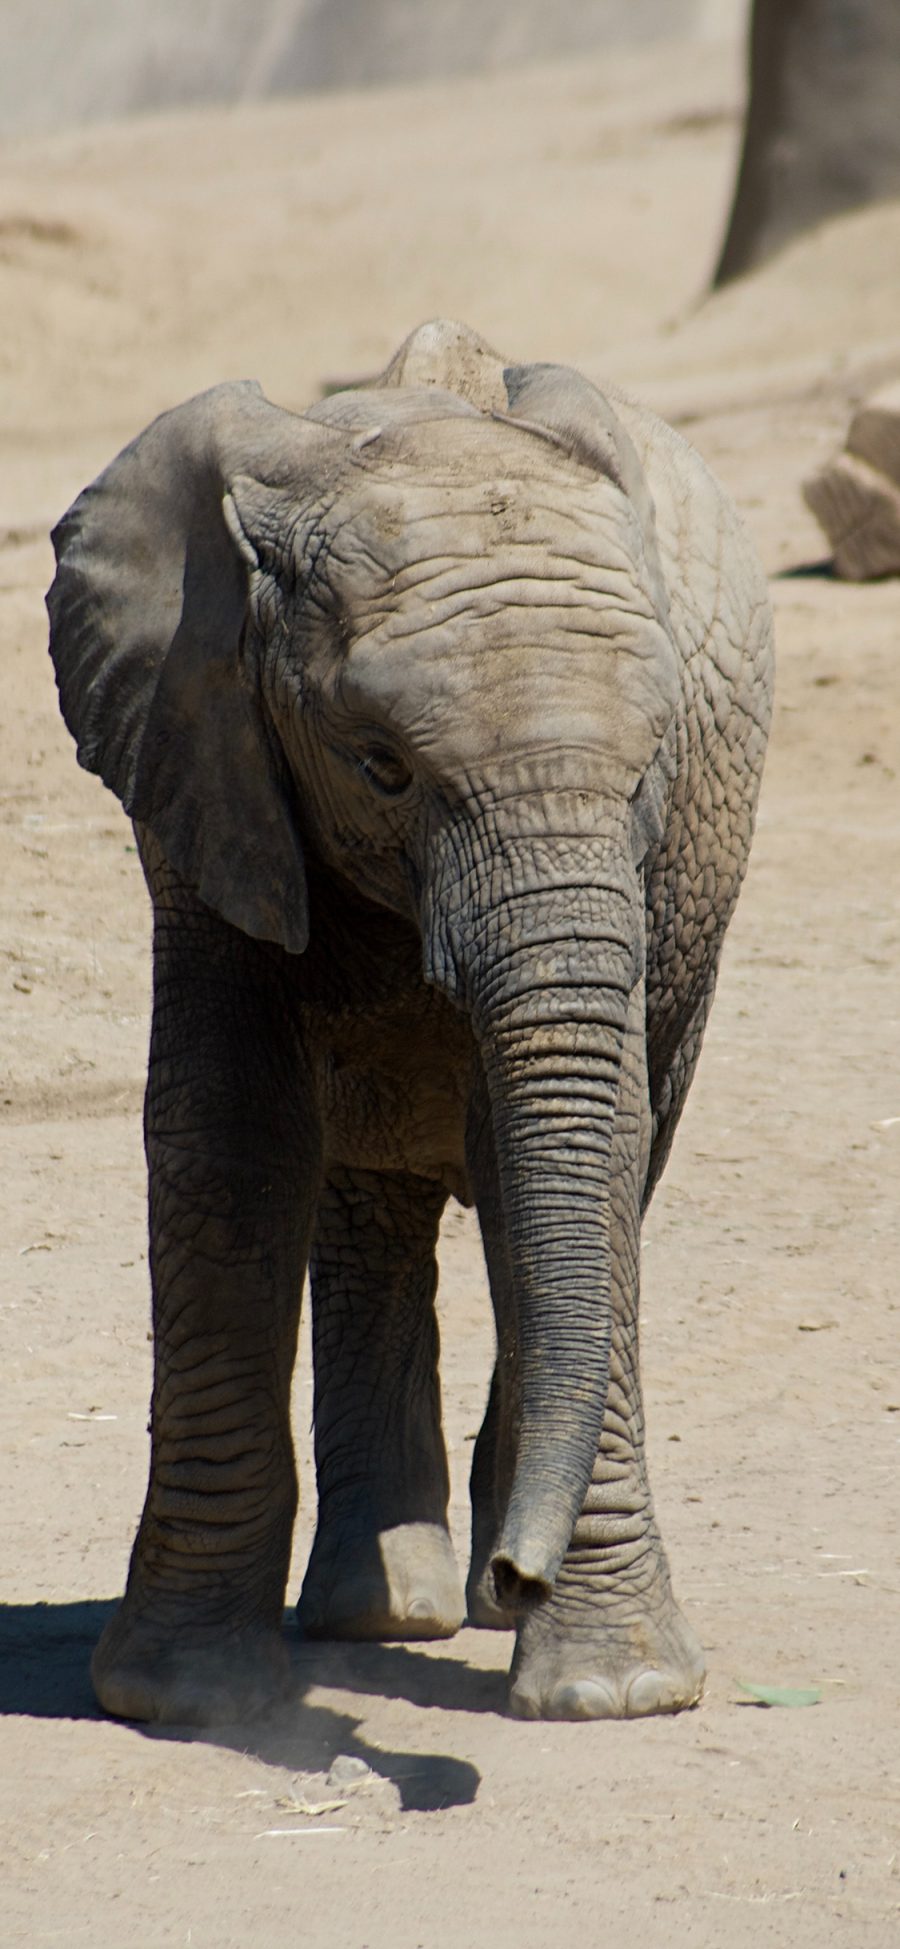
47, 320, 773, 1726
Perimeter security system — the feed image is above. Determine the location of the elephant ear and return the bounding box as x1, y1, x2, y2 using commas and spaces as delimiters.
47, 382, 339, 953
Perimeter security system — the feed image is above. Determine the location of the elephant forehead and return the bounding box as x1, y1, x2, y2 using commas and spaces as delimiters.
303, 432, 677, 772
349, 606, 672, 760
336, 557, 675, 779
327, 459, 640, 591
326, 471, 659, 662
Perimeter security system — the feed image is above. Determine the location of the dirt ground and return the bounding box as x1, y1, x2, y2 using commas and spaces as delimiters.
1, 35, 899, 1949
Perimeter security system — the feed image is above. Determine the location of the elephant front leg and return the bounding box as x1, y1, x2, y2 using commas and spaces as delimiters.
92, 883, 320, 1726
298, 1167, 465, 1641
507, 1260, 706, 1720
471, 992, 705, 1719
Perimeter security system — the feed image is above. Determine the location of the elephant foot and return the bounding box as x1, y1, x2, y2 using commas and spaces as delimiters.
507, 1585, 705, 1721
297, 1519, 465, 1641
91, 1600, 293, 1726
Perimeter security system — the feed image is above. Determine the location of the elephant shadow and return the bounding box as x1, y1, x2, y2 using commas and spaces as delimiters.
0, 1599, 497, 1811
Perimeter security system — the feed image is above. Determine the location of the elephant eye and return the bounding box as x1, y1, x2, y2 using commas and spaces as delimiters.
357, 742, 414, 799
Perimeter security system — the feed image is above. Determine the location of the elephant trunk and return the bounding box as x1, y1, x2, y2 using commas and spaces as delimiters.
425, 809, 642, 1612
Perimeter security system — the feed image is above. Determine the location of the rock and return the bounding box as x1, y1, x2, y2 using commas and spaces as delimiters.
803, 384, 900, 579
326, 1753, 372, 1788
848, 384, 900, 485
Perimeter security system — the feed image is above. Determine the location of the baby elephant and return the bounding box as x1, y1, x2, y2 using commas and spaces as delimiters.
48, 319, 773, 1725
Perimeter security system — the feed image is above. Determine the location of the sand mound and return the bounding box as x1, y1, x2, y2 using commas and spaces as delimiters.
4, 34, 898, 544
1, 37, 740, 530
610, 198, 900, 419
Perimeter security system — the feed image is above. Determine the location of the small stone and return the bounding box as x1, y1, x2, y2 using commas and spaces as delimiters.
327, 1754, 372, 1788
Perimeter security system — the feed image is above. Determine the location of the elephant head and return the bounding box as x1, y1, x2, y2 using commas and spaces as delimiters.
47, 352, 680, 1612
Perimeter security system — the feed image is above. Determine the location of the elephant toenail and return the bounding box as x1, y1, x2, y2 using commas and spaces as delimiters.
626, 1670, 674, 1715
550, 1678, 619, 1720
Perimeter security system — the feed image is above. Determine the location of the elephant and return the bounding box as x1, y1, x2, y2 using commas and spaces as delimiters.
47, 318, 774, 1725
714, 0, 900, 285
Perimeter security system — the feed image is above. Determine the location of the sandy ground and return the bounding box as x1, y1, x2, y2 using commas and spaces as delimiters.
2, 37, 899, 1949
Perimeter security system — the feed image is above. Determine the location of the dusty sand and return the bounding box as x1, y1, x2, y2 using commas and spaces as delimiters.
1, 37, 899, 1949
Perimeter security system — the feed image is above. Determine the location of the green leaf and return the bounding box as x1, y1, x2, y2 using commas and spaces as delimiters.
736, 1680, 823, 1708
